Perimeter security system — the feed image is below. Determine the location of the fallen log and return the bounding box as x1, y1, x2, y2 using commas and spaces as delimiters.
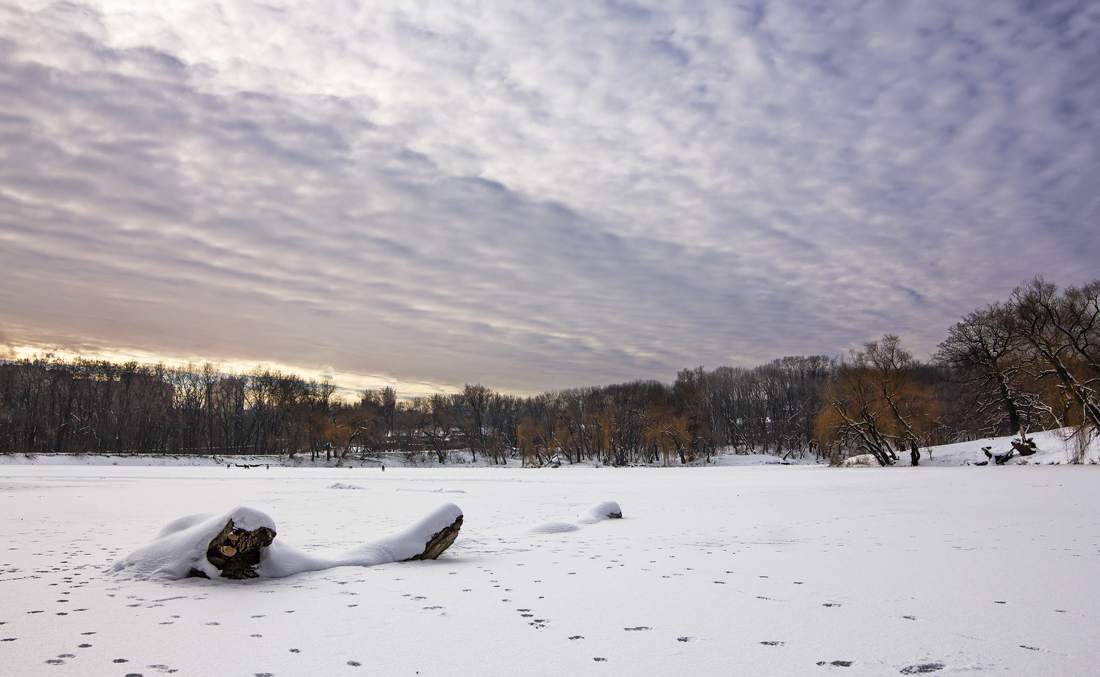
116, 504, 464, 581
404, 514, 464, 561
1011, 437, 1037, 456
190, 518, 276, 580
983, 447, 1016, 465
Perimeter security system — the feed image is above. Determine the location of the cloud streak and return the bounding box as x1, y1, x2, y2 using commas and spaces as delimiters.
1, 0, 1098, 395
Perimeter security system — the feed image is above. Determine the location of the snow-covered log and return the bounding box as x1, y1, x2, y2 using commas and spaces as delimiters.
113, 503, 463, 581
528, 500, 622, 534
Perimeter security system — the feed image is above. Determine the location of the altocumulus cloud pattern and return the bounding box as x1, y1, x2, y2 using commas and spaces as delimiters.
1, 1, 1098, 394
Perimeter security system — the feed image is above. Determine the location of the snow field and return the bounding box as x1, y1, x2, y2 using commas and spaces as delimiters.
1, 465, 1099, 675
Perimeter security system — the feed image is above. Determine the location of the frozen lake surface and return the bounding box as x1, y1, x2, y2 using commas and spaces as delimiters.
2, 464, 1099, 676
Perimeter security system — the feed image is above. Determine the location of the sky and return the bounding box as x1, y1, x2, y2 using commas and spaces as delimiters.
1, 0, 1098, 398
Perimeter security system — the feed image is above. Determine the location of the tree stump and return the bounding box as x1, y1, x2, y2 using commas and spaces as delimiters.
188, 519, 276, 580
404, 514, 463, 561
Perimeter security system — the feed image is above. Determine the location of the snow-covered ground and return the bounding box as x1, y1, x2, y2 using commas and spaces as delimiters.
3, 459, 1100, 676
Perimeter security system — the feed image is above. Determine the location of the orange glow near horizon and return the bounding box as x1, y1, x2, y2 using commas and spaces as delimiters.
2, 343, 461, 402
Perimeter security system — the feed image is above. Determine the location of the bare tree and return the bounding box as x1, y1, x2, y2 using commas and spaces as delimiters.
816, 336, 940, 465
1010, 278, 1100, 433
935, 303, 1039, 441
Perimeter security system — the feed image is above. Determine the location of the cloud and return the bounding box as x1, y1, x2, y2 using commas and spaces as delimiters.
1, 0, 1098, 395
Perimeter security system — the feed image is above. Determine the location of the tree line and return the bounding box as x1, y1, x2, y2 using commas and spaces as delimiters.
2, 277, 1097, 464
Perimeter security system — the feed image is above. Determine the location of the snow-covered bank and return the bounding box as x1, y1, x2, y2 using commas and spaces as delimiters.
913, 428, 1099, 466
0, 428, 1096, 469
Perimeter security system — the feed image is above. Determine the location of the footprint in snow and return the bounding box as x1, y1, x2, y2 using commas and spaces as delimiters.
899, 663, 945, 674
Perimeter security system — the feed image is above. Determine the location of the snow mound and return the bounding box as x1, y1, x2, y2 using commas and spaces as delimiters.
328, 482, 365, 489
114, 503, 463, 581
529, 501, 622, 534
